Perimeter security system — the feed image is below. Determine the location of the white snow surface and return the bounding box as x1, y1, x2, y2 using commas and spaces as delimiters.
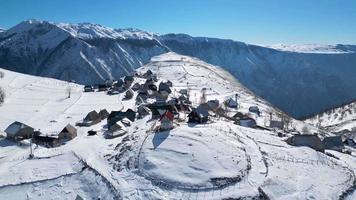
0, 53, 355, 199
265, 44, 354, 54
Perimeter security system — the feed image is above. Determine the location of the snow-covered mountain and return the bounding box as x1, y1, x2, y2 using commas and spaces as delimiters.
1, 53, 355, 199
305, 100, 356, 137
1, 20, 356, 120
265, 44, 356, 54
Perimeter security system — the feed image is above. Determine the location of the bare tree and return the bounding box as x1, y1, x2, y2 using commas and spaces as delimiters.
0, 71, 4, 79
0, 87, 5, 105
66, 84, 71, 98
302, 126, 309, 134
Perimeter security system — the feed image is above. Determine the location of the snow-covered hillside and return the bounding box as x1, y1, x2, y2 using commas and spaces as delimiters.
1, 20, 356, 119
0, 53, 355, 199
265, 44, 356, 54
305, 100, 356, 136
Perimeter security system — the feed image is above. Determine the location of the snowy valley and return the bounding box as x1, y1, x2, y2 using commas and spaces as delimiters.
0, 53, 355, 200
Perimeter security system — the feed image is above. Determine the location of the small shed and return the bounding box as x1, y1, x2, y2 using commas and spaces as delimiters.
249, 106, 260, 116
59, 124, 77, 140
225, 98, 238, 108
188, 106, 209, 124
286, 134, 324, 152
270, 120, 285, 130
84, 85, 94, 92
343, 138, 356, 147
239, 117, 256, 128
323, 136, 344, 151
125, 89, 134, 99
5, 121, 34, 140
98, 84, 108, 92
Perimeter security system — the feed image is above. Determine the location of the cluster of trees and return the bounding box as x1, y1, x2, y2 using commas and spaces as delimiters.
0, 71, 5, 104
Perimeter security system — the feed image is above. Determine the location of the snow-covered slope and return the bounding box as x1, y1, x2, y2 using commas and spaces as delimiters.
0, 20, 167, 84
2, 20, 356, 120
265, 44, 356, 54
1, 53, 355, 199
305, 100, 356, 135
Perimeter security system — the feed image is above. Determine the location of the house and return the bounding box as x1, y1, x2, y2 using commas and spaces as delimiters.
125, 89, 134, 99
323, 136, 344, 151
137, 105, 150, 119
239, 117, 256, 128
124, 75, 134, 86
131, 83, 141, 91
249, 106, 260, 116
107, 89, 119, 95
113, 79, 124, 88
76, 110, 101, 126
159, 82, 172, 94
99, 109, 109, 120
160, 111, 174, 131
108, 121, 127, 138
98, 84, 108, 92
232, 112, 245, 120
225, 98, 238, 108
270, 120, 285, 130
33, 124, 76, 147
33, 133, 60, 147
107, 109, 136, 127
142, 70, 153, 79
188, 106, 209, 123
5, 121, 34, 140
148, 83, 158, 91
286, 134, 325, 152
59, 124, 77, 140
207, 100, 220, 111
84, 85, 94, 92
148, 101, 178, 119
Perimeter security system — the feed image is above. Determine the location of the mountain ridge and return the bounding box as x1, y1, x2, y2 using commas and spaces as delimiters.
1, 19, 356, 119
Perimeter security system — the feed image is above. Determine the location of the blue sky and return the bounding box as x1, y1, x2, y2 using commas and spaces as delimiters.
1, 0, 355, 45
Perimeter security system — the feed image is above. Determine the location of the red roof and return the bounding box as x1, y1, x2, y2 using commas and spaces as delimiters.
160, 111, 174, 121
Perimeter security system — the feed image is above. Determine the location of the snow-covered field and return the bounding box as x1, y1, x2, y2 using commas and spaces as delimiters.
0, 53, 355, 199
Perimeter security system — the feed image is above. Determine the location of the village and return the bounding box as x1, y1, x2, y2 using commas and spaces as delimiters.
0, 53, 355, 199
3, 66, 355, 157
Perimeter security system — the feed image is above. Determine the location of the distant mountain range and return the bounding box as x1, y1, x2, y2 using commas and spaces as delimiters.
1, 19, 356, 119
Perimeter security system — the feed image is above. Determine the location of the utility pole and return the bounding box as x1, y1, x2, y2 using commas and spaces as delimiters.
29, 132, 34, 159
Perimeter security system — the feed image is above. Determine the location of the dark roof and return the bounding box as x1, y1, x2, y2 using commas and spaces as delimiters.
124, 75, 134, 82
99, 109, 109, 119
61, 124, 77, 135
159, 82, 172, 93
107, 109, 136, 126
160, 111, 174, 121
84, 111, 100, 121
323, 136, 343, 149
287, 134, 324, 152
194, 105, 209, 118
